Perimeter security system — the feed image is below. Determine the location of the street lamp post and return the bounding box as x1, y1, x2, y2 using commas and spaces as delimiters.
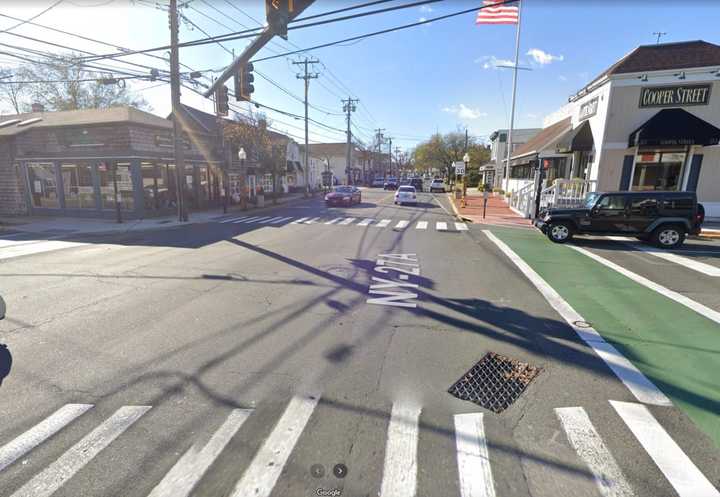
238, 147, 247, 211
462, 152, 470, 208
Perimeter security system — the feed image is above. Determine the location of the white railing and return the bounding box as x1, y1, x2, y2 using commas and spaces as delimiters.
509, 181, 537, 218
539, 179, 597, 212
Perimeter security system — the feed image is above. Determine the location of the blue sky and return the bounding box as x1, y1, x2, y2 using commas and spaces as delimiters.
2, 0, 720, 151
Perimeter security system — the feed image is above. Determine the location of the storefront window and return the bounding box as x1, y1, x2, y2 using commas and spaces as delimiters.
545, 157, 569, 184
261, 173, 274, 193
632, 151, 686, 191
27, 163, 60, 208
141, 162, 159, 210
61, 162, 95, 209
158, 163, 177, 208
510, 164, 532, 179
98, 161, 134, 210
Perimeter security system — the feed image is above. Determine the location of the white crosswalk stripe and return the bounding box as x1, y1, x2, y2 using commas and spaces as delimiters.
0, 404, 93, 473
358, 218, 374, 226
258, 216, 283, 224
233, 216, 260, 224
338, 217, 356, 225
455, 222, 468, 231
291, 217, 310, 224
148, 409, 252, 497
555, 407, 634, 497
436, 221, 448, 231
416, 221, 428, 230
375, 219, 391, 228
0, 240, 88, 261
380, 402, 420, 497
394, 220, 410, 230
454, 413, 496, 497
219, 216, 247, 224
324, 217, 343, 225
270, 216, 293, 224
9, 406, 151, 497
610, 401, 720, 497
245, 216, 272, 223
303, 217, 322, 224
229, 394, 319, 497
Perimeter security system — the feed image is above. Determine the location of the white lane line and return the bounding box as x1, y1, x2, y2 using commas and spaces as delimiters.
455, 222, 469, 231
358, 218, 374, 226
415, 221, 428, 230
555, 407, 634, 497
233, 216, 259, 224
148, 409, 252, 497
0, 404, 93, 473
483, 230, 671, 406
394, 220, 409, 230
375, 219, 391, 228
454, 413, 496, 497
219, 216, 247, 224
258, 216, 283, 224
569, 245, 720, 325
10, 406, 151, 497
436, 221, 448, 231
379, 403, 421, 497
324, 217, 342, 225
303, 217, 322, 224
292, 217, 310, 224
270, 216, 293, 224
339, 217, 356, 226
230, 394, 319, 497
606, 236, 720, 277
610, 401, 720, 497
0, 240, 87, 261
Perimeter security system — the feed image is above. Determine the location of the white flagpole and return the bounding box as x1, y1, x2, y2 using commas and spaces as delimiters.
503, 0, 522, 194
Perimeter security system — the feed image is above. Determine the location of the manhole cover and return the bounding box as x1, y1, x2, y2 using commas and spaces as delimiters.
448, 352, 540, 413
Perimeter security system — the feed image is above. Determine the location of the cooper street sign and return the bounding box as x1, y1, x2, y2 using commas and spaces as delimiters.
639, 84, 711, 108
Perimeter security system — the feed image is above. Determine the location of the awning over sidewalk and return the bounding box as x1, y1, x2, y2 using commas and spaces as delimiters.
554, 120, 594, 153
509, 117, 572, 166
628, 108, 720, 147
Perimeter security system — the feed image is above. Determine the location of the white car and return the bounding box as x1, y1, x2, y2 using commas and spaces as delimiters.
430, 179, 446, 193
394, 185, 417, 205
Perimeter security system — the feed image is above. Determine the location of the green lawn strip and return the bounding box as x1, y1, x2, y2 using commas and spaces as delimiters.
489, 227, 720, 449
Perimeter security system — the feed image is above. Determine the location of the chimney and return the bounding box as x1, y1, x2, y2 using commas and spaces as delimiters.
31, 103, 44, 113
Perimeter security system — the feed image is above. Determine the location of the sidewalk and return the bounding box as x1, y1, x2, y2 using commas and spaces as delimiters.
449, 190, 532, 228
0, 192, 309, 236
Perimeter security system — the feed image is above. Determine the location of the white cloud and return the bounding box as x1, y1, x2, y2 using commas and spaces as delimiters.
419, 16, 427, 22
475, 55, 515, 70
442, 104, 488, 120
526, 48, 564, 65
420, 5, 434, 12
558, 75, 568, 81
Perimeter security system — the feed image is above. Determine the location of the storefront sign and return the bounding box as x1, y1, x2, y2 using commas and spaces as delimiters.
578, 97, 598, 121
155, 134, 191, 149
639, 84, 711, 108
64, 128, 104, 147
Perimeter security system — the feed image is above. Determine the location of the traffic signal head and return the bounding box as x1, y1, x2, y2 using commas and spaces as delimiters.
235, 63, 255, 102
266, 0, 290, 39
216, 85, 229, 116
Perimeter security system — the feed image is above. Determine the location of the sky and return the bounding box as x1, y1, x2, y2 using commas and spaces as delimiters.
1, 0, 720, 152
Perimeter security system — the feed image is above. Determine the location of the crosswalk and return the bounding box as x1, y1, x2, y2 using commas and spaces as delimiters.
1, 397, 717, 497
216, 214, 469, 232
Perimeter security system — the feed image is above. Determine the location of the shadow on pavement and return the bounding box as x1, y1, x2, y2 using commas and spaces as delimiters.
0, 344, 11, 387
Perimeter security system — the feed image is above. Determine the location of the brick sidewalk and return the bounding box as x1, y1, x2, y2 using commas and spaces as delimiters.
450, 192, 533, 228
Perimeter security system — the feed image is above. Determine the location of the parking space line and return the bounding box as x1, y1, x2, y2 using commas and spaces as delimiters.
483, 230, 671, 406
569, 245, 720, 325
610, 401, 720, 497
606, 236, 720, 277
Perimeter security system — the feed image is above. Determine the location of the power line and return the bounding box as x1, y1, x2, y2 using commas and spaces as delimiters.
0, 0, 65, 34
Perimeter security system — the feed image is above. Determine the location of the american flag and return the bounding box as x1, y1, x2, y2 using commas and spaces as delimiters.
476, 0, 519, 25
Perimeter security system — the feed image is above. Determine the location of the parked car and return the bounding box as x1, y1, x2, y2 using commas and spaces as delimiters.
371, 178, 385, 188
410, 178, 424, 191
536, 191, 704, 249
384, 178, 399, 190
394, 185, 417, 205
325, 186, 361, 206
429, 179, 446, 193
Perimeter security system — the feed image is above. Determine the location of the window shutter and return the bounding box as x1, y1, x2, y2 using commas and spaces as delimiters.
686, 154, 703, 192
619, 155, 634, 191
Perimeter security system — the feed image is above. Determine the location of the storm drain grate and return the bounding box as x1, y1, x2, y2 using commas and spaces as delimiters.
448, 352, 540, 413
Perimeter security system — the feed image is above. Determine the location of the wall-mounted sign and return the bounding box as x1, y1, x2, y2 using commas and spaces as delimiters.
64, 128, 104, 147
155, 134, 191, 149
639, 84, 711, 108
578, 97, 599, 121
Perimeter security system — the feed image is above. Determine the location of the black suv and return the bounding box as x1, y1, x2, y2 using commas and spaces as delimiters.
536, 191, 704, 249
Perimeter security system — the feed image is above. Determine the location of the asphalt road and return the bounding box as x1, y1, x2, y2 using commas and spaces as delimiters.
0, 188, 718, 497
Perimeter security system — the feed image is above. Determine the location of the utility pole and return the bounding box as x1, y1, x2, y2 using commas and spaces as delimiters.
374, 128, 385, 178
169, 0, 187, 221
387, 137, 393, 177
464, 128, 469, 152
342, 97, 359, 185
653, 31, 667, 44
394, 146, 402, 175
293, 57, 319, 195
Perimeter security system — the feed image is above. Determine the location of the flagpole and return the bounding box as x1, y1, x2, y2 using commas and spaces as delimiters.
503, 0, 522, 194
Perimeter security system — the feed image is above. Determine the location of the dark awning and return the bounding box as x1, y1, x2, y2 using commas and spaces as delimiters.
628, 108, 720, 148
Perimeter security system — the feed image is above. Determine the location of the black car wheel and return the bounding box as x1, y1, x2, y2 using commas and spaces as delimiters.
652, 224, 685, 249
547, 222, 573, 243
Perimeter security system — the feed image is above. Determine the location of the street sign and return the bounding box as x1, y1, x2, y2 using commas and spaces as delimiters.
454, 161, 466, 175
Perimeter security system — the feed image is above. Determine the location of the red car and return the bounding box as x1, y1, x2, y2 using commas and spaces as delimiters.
325, 186, 361, 206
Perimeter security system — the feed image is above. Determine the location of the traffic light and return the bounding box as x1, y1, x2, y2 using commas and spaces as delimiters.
265, 0, 290, 39
216, 85, 229, 116
234, 63, 254, 102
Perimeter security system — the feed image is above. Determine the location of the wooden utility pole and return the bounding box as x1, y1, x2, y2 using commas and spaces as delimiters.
293, 58, 319, 195
342, 97, 359, 185
169, 0, 187, 221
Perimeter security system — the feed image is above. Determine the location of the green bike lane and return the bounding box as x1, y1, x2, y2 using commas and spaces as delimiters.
482, 226, 720, 451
